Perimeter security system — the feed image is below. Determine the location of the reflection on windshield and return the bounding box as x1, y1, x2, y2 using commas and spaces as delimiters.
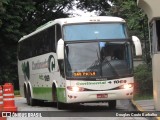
65, 42, 132, 80
100, 42, 132, 77
65, 42, 100, 78
64, 23, 127, 41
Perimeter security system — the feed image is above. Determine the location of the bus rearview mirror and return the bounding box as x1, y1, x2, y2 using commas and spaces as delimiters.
132, 36, 142, 56
57, 39, 64, 59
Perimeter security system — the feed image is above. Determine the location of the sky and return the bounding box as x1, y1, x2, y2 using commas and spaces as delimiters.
67, 0, 113, 17
69, 9, 98, 17
67, 1, 98, 17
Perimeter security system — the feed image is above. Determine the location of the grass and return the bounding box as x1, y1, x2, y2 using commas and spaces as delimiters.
133, 93, 153, 100
14, 90, 20, 96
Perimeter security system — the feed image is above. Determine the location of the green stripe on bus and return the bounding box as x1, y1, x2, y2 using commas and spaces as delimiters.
57, 87, 66, 103
33, 87, 52, 100
33, 87, 66, 102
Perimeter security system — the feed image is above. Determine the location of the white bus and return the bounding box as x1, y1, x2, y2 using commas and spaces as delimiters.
18, 16, 142, 109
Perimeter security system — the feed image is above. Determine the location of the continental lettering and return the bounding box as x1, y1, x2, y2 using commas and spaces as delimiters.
32, 60, 48, 70
76, 81, 106, 86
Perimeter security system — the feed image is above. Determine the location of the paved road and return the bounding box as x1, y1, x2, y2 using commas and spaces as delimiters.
6, 97, 148, 120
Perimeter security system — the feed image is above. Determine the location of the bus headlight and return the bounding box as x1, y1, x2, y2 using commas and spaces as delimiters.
120, 83, 133, 89
67, 86, 84, 92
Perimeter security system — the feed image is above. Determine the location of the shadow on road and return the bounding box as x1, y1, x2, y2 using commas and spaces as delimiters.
17, 98, 137, 117
34, 101, 125, 112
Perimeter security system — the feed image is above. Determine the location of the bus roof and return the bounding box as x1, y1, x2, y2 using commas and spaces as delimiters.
19, 16, 125, 42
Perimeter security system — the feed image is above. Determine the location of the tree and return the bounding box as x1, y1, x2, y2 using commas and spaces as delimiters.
0, 0, 24, 86
76, 0, 110, 14
78, 0, 150, 64
21, 0, 74, 34
0, 0, 151, 88
0, 0, 74, 87
108, 0, 148, 38
108, 0, 150, 64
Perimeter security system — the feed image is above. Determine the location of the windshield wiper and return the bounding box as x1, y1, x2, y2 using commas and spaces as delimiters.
87, 60, 100, 71
103, 57, 119, 77
87, 50, 100, 72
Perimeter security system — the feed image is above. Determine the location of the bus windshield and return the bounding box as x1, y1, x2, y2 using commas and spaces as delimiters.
65, 42, 133, 80
63, 23, 127, 41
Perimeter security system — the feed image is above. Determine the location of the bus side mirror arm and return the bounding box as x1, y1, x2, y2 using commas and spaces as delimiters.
132, 36, 142, 56
57, 39, 64, 59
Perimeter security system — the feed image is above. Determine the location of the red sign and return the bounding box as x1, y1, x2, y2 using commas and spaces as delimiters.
97, 94, 108, 98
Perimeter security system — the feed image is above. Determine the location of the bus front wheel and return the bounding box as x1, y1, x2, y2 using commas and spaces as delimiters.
52, 85, 67, 109
108, 100, 116, 109
52, 84, 57, 102
57, 102, 66, 110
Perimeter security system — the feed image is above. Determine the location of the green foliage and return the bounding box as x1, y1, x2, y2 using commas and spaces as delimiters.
0, 0, 74, 87
0, 0, 152, 91
108, 0, 148, 39
134, 93, 153, 100
14, 90, 20, 95
76, 0, 151, 64
0, 0, 28, 86
77, 0, 110, 12
134, 64, 153, 95
109, 0, 150, 65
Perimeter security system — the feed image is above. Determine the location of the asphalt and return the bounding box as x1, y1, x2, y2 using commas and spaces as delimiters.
131, 99, 160, 120
5, 95, 159, 119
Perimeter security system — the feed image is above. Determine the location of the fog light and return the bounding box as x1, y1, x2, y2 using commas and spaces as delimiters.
72, 86, 80, 92
124, 84, 132, 89
119, 83, 133, 89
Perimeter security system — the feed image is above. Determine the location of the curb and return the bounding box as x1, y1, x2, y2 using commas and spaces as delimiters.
131, 99, 160, 120
131, 99, 144, 111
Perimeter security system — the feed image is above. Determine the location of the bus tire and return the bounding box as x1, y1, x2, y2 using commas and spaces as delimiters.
26, 93, 30, 105
52, 84, 57, 102
52, 84, 67, 109
27, 85, 36, 106
67, 103, 79, 109
24, 84, 27, 98
108, 100, 116, 109
57, 102, 66, 110
24, 84, 29, 105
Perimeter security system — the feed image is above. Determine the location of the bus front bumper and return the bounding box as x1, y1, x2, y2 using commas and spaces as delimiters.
66, 89, 133, 103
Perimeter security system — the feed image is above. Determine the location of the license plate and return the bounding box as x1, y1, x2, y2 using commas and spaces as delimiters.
97, 94, 108, 98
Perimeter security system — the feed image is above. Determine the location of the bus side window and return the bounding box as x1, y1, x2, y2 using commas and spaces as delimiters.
23, 39, 31, 59
32, 36, 37, 57
48, 26, 56, 52
42, 30, 49, 53
36, 33, 42, 55
18, 42, 24, 60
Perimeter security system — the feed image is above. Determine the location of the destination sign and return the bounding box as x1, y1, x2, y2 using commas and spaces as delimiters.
73, 72, 96, 77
